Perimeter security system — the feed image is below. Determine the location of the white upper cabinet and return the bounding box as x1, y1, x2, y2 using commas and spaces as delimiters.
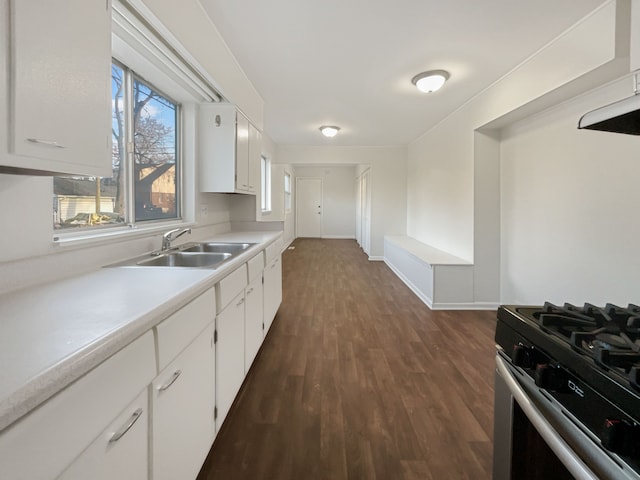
248, 122, 261, 194
0, 0, 112, 176
199, 103, 261, 194
235, 112, 250, 191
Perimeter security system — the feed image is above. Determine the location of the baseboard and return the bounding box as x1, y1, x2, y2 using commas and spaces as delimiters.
384, 259, 434, 309
321, 235, 356, 239
431, 302, 500, 311
368, 256, 384, 261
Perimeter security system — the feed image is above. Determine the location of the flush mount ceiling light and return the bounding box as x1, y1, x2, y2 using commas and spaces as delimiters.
411, 70, 450, 93
319, 125, 340, 137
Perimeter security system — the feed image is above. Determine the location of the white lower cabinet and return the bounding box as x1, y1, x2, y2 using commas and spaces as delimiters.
244, 273, 264, 373
0, 331, 156, 480
151, 323, 215, 480
0, 240, 284, 480
263, 254, 283, 335
58, 389, 149, 480
215, 291, 245, 431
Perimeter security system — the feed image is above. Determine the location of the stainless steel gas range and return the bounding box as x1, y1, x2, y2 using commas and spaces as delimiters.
494, 303, 640, 480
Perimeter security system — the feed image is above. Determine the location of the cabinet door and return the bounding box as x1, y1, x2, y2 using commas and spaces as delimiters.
58, 389, 149, 480
247, 122, 261, 193
235, 113, 250, 192
6, 0, 111, 176
263, 254, 282, 335
244, 274, 264, 373
216, 291, 245, 431
152, 324, 215, 480
0, 332, 155, 480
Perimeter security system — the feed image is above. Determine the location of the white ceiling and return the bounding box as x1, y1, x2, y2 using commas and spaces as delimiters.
200, 0, 608, 146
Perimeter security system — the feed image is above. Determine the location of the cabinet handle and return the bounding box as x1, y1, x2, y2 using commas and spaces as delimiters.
158, 369, 182, 391
26, 138, 66, 149
109, 408, 143, 443
236, 297, 245, 307
247, 287, 254, 295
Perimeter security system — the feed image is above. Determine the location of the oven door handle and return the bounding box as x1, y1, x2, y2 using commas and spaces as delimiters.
496, 355, 599, 480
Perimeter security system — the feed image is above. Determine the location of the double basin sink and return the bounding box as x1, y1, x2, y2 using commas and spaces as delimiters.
114, 242, 255, 269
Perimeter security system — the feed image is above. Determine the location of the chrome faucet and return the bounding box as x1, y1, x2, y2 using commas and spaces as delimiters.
161, 227, 192, 252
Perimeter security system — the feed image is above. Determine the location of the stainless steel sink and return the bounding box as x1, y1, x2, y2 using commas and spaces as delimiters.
108, 241, 256, 268
136, 251, 232, 268
180, 242, 254, 254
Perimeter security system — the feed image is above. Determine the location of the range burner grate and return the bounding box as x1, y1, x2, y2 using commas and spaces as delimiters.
530, 302, 640, 390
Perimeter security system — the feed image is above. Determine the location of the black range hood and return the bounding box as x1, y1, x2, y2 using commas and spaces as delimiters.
578, 74, 640, 135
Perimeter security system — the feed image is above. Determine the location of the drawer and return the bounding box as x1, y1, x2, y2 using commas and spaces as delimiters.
155, 288, 216, 371
57, 388, 149, 480
247, 252, 264, 282
0, 331, 156, 480
217, 264, 248, 313
264, 238, 282, 264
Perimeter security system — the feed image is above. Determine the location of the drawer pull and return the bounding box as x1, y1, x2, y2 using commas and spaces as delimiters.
236, 297, 245, 307
247, 287, 254, 295
158, 369, 182, 391
26, 138, 66, 149
109, 408, 143, 443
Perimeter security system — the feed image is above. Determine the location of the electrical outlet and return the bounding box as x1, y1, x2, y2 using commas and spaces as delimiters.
200, 204, 208, 218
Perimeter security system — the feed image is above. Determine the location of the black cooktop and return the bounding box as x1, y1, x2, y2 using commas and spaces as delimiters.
496, 303, 640, 421
519, 302, 640, 390
497, 303, 640, 475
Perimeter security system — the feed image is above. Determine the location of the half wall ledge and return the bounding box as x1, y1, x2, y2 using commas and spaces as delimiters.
383, 235, 484, 310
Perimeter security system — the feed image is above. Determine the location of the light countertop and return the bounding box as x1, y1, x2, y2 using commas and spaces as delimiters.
0, 231, 282, 432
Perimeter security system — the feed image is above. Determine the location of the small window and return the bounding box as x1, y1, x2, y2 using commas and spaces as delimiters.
284, 171, 291, 213
261, 155, 271, 212
53, 62, 180, 230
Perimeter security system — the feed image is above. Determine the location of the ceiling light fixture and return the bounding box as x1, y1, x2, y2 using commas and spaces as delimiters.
319, 125, 340, 138
411, 70, 450, 93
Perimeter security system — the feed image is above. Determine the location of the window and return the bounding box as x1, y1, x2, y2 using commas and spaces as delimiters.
53, 61, 180, 230
284, 171, 292, 213
261, 154, 271, 212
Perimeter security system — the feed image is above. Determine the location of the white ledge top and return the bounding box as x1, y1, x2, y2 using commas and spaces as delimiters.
384, 235, 472, 266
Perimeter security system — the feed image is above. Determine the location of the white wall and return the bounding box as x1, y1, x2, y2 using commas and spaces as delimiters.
293, 166, 356, 239
406, 0, 630, 305
138, 0, 264, 127
275, 146, 407, 259
500, 77, 640, 305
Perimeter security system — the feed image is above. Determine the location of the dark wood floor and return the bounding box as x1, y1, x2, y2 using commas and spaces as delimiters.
198, 238, 497, 480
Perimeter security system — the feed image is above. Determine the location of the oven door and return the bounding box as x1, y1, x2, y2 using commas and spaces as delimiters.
494, 354, 640, 480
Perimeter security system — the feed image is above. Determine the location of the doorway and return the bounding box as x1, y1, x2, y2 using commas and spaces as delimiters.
357, 169, 371, 255
296, 177, 322, 237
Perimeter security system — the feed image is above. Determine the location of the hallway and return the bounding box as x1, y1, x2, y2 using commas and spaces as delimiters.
198, 238, 496, 479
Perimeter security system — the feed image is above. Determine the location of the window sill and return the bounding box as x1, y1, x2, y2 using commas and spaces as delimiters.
53, 220, 194, 248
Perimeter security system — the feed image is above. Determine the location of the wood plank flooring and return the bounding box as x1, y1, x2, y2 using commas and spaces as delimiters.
197, 238, 497, 480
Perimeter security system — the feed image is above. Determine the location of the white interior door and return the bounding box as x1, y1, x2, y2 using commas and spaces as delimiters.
355, 176, 362, 246
360, 170, 371, 255
296, 177, 322, 238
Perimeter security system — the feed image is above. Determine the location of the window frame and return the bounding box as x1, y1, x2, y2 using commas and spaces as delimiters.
284, 171, 292, 214
51, 0, 223, 245
129, 67, 182, 224
52, 60, 183, 239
